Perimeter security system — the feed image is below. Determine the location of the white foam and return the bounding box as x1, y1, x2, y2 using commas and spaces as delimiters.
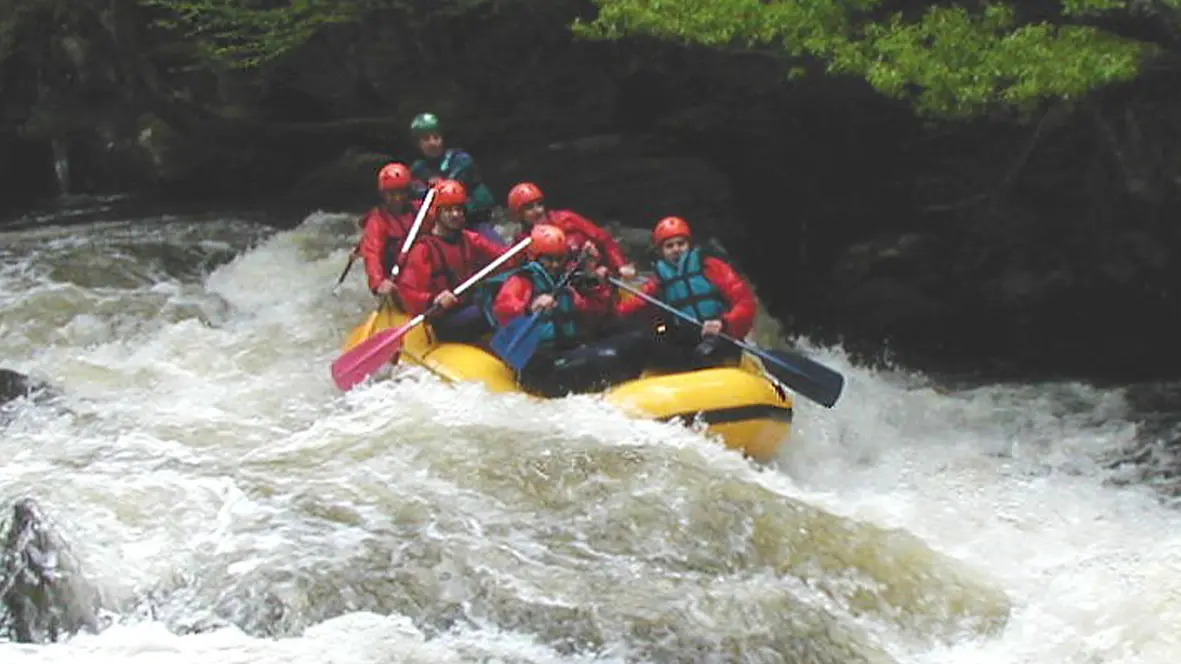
3, 211, 1178, 663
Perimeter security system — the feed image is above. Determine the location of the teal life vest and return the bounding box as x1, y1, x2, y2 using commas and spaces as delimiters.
521, 262, 579, 347
476, 269, 515, 327
411, 149, 495, 215
654, 247, 727, 322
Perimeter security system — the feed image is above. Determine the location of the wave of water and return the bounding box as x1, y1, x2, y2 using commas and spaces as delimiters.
1, 209, 1178, 663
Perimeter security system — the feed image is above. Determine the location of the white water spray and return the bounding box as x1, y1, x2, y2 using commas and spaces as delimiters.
0, 210, 1177, 663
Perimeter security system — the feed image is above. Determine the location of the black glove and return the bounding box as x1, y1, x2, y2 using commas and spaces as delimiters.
694, 335, 721, 359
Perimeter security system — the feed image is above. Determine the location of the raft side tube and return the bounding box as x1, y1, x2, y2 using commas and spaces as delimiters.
604, 366, 793, 462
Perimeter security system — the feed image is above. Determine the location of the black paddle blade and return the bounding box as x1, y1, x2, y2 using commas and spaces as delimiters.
759, 348, 845, 409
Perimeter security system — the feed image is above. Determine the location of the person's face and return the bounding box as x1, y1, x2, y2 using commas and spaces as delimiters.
437, 204, 465, 231
660, 236, 690, 262
417, 133, 444, 158
520, 200, 546, 225
381, 189, 408, 209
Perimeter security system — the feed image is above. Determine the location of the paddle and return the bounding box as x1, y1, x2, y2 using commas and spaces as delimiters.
344, 293, 394, 351
331, 235, 533, 391
491, 313, 543, 371
331, 245, 360, 296
607, 277, 845, 409
390, 188, 435, 280
332, 188, 436, 295
340, 188, 438, 347
489, 256, 588, 371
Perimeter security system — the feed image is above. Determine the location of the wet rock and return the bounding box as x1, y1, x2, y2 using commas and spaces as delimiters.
0, 498, 103, 643
838, 277, 947, 341
491, 133, 733, 234
0, 369, 57, 407
287, 148, 397, 207
6, 2, 1181, 382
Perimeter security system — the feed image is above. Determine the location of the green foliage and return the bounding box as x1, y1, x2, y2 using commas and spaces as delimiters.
574, 0, 1169, 118
12, 0, 1162, 116
136, 0, 501, 70
136, 0, 373, 69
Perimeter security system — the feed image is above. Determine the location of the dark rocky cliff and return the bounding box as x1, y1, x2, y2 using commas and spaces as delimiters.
3, 0, 1180, 382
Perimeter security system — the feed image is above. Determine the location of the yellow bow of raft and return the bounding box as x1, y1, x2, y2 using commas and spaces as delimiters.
340, 295, 794, 463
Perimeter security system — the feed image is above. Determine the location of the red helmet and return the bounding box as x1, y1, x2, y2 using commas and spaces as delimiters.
433, 179, 468, 208
653, 216, 691, 245
508, 182, 544, 214
528, 224, 567, 259
377, 163, 411, 191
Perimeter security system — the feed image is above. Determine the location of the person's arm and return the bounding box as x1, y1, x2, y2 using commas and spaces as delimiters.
560, 210, 629, 273
573, 280, 612, 317
358, 209, 389, 292
703, 257, 757, 339
393, 243, 436, 315
614, 277, 661, 317
492, 275, 534, 325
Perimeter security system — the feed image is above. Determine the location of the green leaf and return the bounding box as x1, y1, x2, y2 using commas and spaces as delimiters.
577, 0, 1160, 118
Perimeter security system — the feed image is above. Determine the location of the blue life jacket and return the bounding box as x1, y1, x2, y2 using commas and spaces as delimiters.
521, 262, 579, 347
654, 247, 727, 322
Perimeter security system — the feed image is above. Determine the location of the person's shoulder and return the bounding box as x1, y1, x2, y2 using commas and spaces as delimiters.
554, 208, 595, 224
406, 235, 436, 255
461, 229, 502, 248
449, 148, 475, 162
359, 206, 382, 225
702, 253, 748, 281
701, 252, 735, 268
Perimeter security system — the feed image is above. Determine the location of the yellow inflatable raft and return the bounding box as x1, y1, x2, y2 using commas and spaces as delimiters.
342, 302, 793, 462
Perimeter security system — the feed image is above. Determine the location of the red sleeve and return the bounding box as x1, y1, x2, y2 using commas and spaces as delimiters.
465, 230, 526, 272
573, 281, 612, 317
558, 210, 629, 272
393, 243, 435, 315
492, 274, 534, 325
358, 209, 389, 291
614, 277, 662, 317
703, 257, 756, 339
465, 230, 507, 264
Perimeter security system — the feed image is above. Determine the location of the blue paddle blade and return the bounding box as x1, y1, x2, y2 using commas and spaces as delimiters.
490, 312, 544, 371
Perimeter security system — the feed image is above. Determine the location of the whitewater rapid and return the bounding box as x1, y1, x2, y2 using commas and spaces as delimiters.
1, 206, 1178, 663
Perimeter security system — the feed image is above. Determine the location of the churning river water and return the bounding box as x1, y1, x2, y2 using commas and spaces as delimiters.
1, 199, 1178, 663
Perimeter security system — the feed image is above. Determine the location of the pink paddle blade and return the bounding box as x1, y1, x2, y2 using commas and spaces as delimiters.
330, 236, 534, 392
330, 322, 412, 391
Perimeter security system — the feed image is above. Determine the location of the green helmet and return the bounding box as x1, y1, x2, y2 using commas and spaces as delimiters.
410, 112, 441, 137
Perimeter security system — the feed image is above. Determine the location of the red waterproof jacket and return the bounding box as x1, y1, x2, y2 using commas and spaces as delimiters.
395, 230, 514, 315
512, 209, 629, 273
492, 273, 612, 325
358, 206, 427, 291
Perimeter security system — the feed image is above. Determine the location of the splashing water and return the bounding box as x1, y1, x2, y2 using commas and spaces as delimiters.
0, 207, 1178, 663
